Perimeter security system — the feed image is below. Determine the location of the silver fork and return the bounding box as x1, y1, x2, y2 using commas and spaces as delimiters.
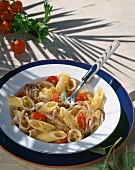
67, 40, 120, 104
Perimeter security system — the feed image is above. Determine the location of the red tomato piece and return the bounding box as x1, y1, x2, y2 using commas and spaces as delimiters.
10, 39, 26, 54
46, 76, 58, 86
17, 91, 26, 98
30, 112, 46, 122
53, 137, 67, 144
0, 9, 4, 15
1, 9, 14, 21
0, 21, 12, 34
50, 93, 64, 107
0, 1, 10, 11
76, 112, 86, 128
75, 93, 88, 102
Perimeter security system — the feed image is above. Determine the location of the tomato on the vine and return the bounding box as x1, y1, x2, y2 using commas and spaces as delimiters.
46, 76, 58, 86
0, 1, 10, 11
0, 21, 12, 34
1, 9, 14, 21
11, 0, 23, 13
10, 39, 26, 54
75, 93, 88, 102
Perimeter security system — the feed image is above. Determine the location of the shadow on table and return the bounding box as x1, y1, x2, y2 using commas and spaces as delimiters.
0, 0, 135, 82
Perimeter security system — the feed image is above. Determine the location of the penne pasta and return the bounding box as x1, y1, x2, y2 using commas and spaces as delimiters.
38, 101, 58, 113
7, 95, 22, 107
20, 96, 35, 111
29, 119, 55, 132
36, 131, 67, 142
91, 88, 104, 109
60, 107, 78, 129
67, 129, 82, 142
56, 73, 70, 93
42, 88, 52, 100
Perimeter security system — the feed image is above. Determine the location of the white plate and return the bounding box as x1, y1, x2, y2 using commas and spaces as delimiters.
0, 63, 121, 154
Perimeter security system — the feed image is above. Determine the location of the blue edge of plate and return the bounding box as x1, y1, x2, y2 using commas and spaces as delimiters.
0, 59, 134, 167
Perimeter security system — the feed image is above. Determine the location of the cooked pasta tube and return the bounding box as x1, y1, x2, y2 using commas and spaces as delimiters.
56, 73, 70, 93
35, 131, 67, 142
29, 119, 55, 132
42, 88, 52, 100
7, 95, 22, 107
20, 96, 35, 111
12, 110, 23, 119
91, 88, 104, 109
38, 101, 58, 113
67, 129, 82, 142
67, 79, 77, 91
10, 110, 23, 126
60, 107, 78, 129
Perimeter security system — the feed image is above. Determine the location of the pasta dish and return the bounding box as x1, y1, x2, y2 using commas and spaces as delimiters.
7, 73, 105, 144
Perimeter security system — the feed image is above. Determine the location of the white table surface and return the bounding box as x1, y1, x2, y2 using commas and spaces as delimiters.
0, 0, 135, 169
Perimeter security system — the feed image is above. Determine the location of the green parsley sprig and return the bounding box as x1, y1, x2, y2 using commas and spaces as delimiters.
11, 2, 53, 42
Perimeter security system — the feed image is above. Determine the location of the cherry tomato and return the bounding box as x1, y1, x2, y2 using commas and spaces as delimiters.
75, 93, 88, 102
50, 93, 64, 107
11, 0, 23, 13
0, 9, 4, 15
30, 112, 46, 122
46, 76, 58, 86
1, 9, 14, 21
10, 39, 26, 54
53, 137, 67, 144
0, 21, 12, 34
76, 112, 86, 128
17, 91, 26, 98
0, 1, 10, 11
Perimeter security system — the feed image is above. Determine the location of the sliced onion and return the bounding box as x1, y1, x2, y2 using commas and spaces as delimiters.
44, 112, 53, 120
29, 129, 41, 138
35, 102, 44, 110
37, 81, 54, 89
10, 115, 20, 126
92, 108, 105, 123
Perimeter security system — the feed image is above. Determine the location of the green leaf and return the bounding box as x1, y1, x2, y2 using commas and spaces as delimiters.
43, 2, 53, 23
89, 147, 106, 155
96, 164, 108, 170
120, 147, 135, 170
111, 150, 121, 170
11, 13, 30, 33
106, 163, 116, 170
60, 90, 70, 105
97, 163, 116, 170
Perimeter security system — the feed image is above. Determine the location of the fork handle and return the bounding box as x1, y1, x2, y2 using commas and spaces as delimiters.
82, 40, 120, 82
